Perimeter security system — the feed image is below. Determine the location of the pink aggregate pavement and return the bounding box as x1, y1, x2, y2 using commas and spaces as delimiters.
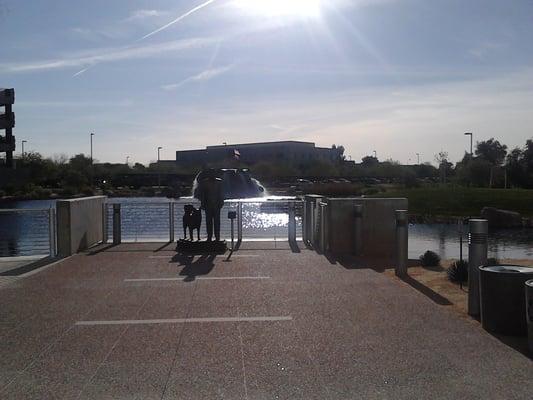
0, 242, 531, 399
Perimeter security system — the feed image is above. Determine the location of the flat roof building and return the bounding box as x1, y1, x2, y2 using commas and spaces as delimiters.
176, 141, 342, 167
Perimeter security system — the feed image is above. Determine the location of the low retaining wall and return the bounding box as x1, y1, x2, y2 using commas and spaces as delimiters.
354, 197, 408, 258
57, 196, 106, 257
309, 196, 408, 258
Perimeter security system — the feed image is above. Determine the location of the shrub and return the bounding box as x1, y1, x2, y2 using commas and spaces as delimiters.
419, 250, 441, 267
447, 260, 468, 283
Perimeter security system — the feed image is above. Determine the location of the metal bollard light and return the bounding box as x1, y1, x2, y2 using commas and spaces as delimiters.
354, 204, 363, 256
237, 202, 243, 243
395, 210, 408, 277
228, 211, 237, 251
468, 219, 488, 317
112, 203, 122, 245
169, 202, 175, 242
303, 198, 310, 244
288, 202, 296, 243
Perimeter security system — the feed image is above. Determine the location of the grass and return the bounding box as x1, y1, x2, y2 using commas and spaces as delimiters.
371, 186, 533, 217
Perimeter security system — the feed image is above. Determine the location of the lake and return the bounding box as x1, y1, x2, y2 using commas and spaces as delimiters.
1, 198, 532, 260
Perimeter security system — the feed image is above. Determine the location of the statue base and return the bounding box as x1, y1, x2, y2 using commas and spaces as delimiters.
176, 239, 227, 255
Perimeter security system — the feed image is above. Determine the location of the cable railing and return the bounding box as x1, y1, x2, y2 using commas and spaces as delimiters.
104, 198, 303, 243
0, 208, 56, 257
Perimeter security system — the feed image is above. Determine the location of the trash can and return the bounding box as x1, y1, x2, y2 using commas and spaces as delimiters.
479, 265, 533, 336
526, 280, 533, 354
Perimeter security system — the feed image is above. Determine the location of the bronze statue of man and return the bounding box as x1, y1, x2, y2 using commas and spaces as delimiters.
197, 169, 224, 241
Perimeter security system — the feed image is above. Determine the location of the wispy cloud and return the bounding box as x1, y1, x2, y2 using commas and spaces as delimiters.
162, 64, 234, 90
126, 9, 165, 22
139, 0, 218, 41
0, 37, 220, 74
468, 41, 506, 59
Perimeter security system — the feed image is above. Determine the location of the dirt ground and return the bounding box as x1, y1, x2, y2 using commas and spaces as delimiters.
384, 259, 533, 317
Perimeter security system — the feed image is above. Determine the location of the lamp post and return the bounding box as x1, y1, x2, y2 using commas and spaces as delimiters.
464, 132, 473, 156
90, 133, 95, 163
157, 146, 162, 192
90, 133, 95, 187
21, 140, 27, 157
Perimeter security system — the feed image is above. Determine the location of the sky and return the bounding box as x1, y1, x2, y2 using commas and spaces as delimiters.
1, 0, 533, 165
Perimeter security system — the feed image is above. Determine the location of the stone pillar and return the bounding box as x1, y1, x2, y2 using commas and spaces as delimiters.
56, 196, 106, 257
304, 195, 320, 246
288, 202, 296, 243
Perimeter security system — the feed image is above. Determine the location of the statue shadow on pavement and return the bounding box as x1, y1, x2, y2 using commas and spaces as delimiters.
170, 253, 217, 282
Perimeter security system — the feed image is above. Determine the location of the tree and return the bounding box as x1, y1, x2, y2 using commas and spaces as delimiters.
475, 138, 507, 166
331, 144, 345, 161
361, 156, 379, 167
434, 151, 453, 183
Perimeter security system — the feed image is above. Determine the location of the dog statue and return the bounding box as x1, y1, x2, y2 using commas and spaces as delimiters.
183, 204, 202, 241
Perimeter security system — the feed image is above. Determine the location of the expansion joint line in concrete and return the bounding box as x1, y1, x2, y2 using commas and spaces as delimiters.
76, 316, 293, 326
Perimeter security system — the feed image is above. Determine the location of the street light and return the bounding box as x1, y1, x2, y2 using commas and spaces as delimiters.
21, 140, 27, 156
89, 133, 96, 188
157, 146, 162, 162
464, 132, 473, 156
90, 133, 95, 163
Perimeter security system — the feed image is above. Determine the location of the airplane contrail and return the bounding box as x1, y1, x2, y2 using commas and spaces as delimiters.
139, 0, 218, 41
69, 0, 218, 78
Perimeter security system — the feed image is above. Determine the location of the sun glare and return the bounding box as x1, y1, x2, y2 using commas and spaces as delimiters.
233, 0, 322, 18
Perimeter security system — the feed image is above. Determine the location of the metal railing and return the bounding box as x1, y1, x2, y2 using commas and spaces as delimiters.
103, 198, 303, 243
0, 207, 56, 257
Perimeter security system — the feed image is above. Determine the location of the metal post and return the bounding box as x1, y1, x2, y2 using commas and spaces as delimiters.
102, 203, 108, 243
237, 202, 243, 242
354, 204, 363, 256
169, 202, 175, 242
231, 218, 235, 250
288, 202, 296, 243
395, 210, 408, 277
468, 219, 488, 317
113, 204, 121, 245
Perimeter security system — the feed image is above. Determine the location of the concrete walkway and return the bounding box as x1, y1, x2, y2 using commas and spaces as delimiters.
0, 243, 531, 399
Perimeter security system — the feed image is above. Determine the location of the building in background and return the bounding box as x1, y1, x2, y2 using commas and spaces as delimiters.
175, 141, 343, 167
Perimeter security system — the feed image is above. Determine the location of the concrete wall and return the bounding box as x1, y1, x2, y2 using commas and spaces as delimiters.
57, 196, 106, 257
323, 197, 408, 258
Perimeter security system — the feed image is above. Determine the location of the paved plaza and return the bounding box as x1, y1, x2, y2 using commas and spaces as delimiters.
0, 242, 532, 399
